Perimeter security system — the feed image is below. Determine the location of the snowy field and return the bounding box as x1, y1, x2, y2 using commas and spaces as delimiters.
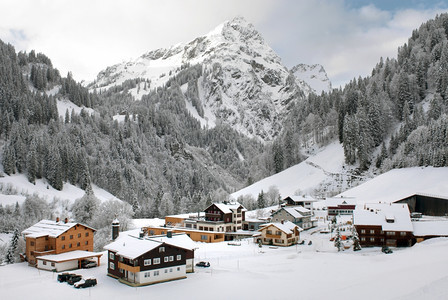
1, 226, 448, 300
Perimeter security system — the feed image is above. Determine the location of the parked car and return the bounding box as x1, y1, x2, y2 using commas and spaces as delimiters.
382, 246, 393, 254
67, 274, 83, 285
81, 260, 97, 269
196, 261, 210, 267
57, 273, 76, 283
74, 277, 97, 289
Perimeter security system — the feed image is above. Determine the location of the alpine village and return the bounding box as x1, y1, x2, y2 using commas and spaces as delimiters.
1, 6, 448, 300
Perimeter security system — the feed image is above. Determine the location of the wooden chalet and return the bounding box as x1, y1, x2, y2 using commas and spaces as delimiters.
256, 221, 301, 246
271, 206, 316, 230
22, 218, 96, 268
283, 195, 318, 210
104, 232, 196, 287
326, 197, 356, 216
353, 203, 414, 247
203, 202, 246, 232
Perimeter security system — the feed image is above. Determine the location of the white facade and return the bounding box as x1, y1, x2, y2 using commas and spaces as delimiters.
134, 265, 186, 285
37, 259, 78, 272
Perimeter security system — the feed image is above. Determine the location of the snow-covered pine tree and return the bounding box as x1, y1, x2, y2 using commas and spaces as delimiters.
5, 228, 19, 264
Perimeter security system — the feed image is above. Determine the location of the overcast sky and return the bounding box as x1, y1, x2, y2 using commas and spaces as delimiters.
0, 0, 447, 88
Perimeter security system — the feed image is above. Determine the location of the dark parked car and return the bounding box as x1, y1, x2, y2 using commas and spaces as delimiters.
67, 274, 83, 285
57, 273, 76, 283
196, 261, 210, 267
74, 278, 97, 289
382, 246, 393, 254
81, 260, 97, 269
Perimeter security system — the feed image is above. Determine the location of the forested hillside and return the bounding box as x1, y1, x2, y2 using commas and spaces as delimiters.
275, 13, 448, 172
0, 39, 290, 219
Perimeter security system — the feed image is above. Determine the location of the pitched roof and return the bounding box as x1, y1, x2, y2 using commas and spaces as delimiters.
103, 232, 196, 260
35, 250, 102, 263
259, 221, 300, 234
276, 206, 310, 218
22, 219, 95, 238
208, 202, 246, 214
285, 195, 318, 203
412, 221, 448, 237
353, 203, 413, 232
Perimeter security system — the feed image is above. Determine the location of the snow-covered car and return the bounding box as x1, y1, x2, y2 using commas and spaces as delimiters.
74, 277, 97, 289
382, 246, 393, 254
196, 261, 210, 267
81, 260, 97, 269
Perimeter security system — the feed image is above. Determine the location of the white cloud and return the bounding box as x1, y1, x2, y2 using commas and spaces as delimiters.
0, 0, 446, 87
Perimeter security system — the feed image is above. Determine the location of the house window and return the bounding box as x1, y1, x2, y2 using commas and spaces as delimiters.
85, 232, 89, 237
110, 262, 115, 270
177, 267, 180, 271
361, 230, 366, 234
144, 259, 151, 266
69, 244, 72, 248
275, 231, 282, 235
361, 237, 366, 241
370, 230, 375, 234
51, 262, 55, 267
78, 233, 81, 238
370, 237, 375, 242
61, 236, 65, 241
70, 235, 73, 239
164, 257, 169, 262
165, 269, 168, 273
154, 270, 159, 276
153, 258, 160, 264
149, 230, 154, 235
77, 242, 80, 247
266, 230, 272, 235
30, 241, 35, 246
169, 256, 174, 262
201, 235, 208, 241
62, 245, 65, 249
400, 232, 407, 236
386, 232, 395, 236
43, 261, 47, 265
85, 241, 88, 245
159, 247, 165, 253
110, 252, 115, 260
170, 268, 173, 272
144, 272, 150, 278
176, 255, 181, 261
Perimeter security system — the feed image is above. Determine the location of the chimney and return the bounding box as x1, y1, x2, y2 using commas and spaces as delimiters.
112, 219, 120, 241
64, 218, 68, 223
56, 217, 60, 223
167, 231, 172, 238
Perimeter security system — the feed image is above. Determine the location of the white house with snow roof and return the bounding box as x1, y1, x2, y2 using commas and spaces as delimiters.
353, 203, 414, 247
104, 231, 196, 286
256, 221, 301, 246
21, 218, 100, 270
271, 206, 316, 229
283, 195, 318, 210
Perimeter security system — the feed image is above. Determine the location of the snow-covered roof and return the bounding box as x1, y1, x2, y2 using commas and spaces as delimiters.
104, 232, 196, 260
145, 233, 197, 251
325, 197, 357, 207
278, 207, 310, 218
104, 234, 161, 260
285, 195, 317, 203
210, 202, 246, 214
353, 203, 413, 232
412, 221, 448, 237
35, 250, 102, 262
259, 221, 301, 234
22, 220, 95, 238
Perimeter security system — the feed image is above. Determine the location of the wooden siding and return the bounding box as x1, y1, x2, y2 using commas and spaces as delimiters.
355, 225, 414, 247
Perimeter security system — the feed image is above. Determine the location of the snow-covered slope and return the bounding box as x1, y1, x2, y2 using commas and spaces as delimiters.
231, 141, 345, 199
291, 63, 332, 95
91, 17, 327, 141
337, 167, 448, 204
0, 173, 121, 205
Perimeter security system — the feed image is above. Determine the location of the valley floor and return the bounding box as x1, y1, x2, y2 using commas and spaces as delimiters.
1, 227, 448, 300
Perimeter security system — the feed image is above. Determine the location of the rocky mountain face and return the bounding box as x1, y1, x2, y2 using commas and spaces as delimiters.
90, 17, 332, 141
291, 63, 332, 95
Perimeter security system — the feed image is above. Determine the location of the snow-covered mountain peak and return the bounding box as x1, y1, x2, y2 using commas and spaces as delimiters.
291, 63, 332, 95
90, 17, 328, 141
